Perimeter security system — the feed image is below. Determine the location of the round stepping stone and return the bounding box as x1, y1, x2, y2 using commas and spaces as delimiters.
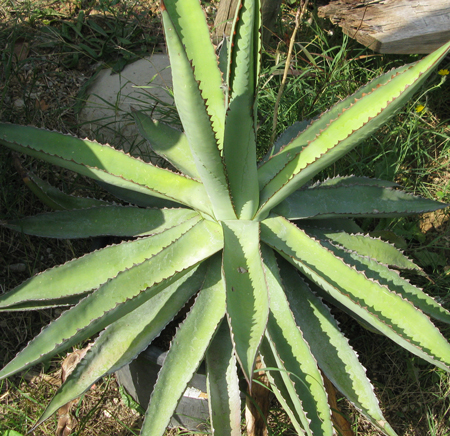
80, 54, 173, 160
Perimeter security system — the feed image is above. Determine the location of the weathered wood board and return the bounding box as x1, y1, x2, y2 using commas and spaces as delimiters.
318, 0, 450, 54
213, 0, 281, 45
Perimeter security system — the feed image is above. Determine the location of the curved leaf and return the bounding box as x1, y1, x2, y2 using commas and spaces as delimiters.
280, 260, 398, 436
257, 64, 412, 190
223, 0, 260, 219
17, 166, 110, 211
34, 264, 207, 428
0, 213, 201, 311
273, 185, 447, 220
320, 239, 450, 325
162, 7, 235, 220
0, 123, 212, 215
259, 335, 313, 436
95, 180, 183, 208
163, 0, 226, 146
3, 207, 199, 238
261, 216, 450, 372
256, 41, 450, 219
206, 320, 242, 436
0, 219, 223, 379
262, 245, 333, 436
132, 110, 200, 180
222, 220, 269, 386
307, 229, 421, 272
141, 253, 226, 436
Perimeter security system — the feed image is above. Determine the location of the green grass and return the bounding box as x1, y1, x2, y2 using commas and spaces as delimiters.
1, 1, 450, 435
257, 10, 450, 434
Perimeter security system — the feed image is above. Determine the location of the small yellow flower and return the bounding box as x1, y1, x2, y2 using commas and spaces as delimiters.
438, 69, 449, 76
415, 104, 425, 113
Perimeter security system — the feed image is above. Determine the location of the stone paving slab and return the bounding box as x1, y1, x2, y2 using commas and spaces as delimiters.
80, 54, 173, 159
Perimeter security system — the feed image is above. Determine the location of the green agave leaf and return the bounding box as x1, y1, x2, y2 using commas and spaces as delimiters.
132, 110, 200, 180
34, 264, 207, 428
307, 228, 421, 272
299, 217, 363, 234
320, 239, 450, 325
229, 0, 262, 109
257, 41, 450, 218
280, 260, 398, 436
317, 175, 398, 188
1, 430, 23, 436
0, 295, 88, 312
95, 180, 182, 208
0, 123, 212, 215
369, 229, 409, 250
262, 245, 333, 436
3, 207, 199, 238
0, 219, 223, 379
222, 220, 269, 386
17, 167, 110, 210
223, 0, 260, 219
261, 216, 450, 372
163, 0, 225, 146
206, 320, 242, 436
141, 253, 226, 436
257, 62, 412, 190
306, 280, 392, 337
273, 184, 447, 220
0, 213, 201, 311
259, 335, 313, 436
161, 7, 235, 220
218, 36, 229, 85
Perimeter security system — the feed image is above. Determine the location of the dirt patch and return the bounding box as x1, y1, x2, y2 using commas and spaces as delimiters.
420, 209, 449, 233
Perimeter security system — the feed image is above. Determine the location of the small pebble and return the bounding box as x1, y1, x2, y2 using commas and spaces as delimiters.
9, 263, 26, 272
13, 98, 25, 108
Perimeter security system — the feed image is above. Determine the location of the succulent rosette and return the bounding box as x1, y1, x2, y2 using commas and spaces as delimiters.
1, 1, 450, 435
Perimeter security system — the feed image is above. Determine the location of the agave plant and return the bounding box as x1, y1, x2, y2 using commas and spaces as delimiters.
1, 1, 450, 435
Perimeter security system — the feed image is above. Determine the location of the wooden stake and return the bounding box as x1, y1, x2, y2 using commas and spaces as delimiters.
245, 356, 270, 436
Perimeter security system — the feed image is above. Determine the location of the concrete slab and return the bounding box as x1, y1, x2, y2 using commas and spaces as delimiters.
79, 54, 174, 160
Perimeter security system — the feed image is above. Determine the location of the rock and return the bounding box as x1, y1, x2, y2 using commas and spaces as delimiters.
13, 98, 25, 109
9, 263, 26, 272
79, 54, 174, 160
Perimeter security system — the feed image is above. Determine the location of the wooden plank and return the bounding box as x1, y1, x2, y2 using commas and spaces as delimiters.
213, 0, 281, 45
318, 0, 450, 54
213, 0, 236, 44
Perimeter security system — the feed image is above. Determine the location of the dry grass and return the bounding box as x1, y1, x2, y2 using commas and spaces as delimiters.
1, 369, 143, 435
